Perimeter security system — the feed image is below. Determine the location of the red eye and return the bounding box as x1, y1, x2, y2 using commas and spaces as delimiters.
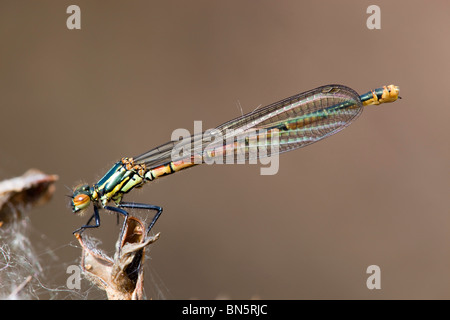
73, 193, 90, 210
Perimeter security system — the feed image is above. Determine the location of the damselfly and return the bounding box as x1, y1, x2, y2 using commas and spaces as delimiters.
70, 84, 400, 234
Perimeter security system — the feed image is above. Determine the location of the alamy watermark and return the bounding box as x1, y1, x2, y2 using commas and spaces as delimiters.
66, 265, 81, 290
66, 263, 383, 291
66, 5, 383, 31
170, 121, 280, 175
366, 265, 381, 290
366, 5, 381, 30
66, 5, 81, 30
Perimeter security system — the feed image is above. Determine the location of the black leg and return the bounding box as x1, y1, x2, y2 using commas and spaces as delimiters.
104, 205, 130, 242
73, 205, 101, 234
118, 202, 163, 235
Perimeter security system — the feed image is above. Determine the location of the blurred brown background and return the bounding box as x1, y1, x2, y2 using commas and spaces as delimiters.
0, 0, 448, 299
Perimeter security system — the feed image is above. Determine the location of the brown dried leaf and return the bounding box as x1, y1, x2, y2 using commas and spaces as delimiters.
0, 169, 58, 225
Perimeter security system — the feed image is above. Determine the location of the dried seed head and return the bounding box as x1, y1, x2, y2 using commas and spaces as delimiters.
75, 217, 160, 300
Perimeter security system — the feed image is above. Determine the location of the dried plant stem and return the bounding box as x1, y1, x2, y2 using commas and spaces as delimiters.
76, 217, 160, 300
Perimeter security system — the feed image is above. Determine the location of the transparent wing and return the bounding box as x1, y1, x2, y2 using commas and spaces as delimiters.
134, 84, 363, 169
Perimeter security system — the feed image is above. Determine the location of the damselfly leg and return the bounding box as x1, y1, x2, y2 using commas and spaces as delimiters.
73, 202, 162, 236
118, 202, 163, 235
72, 205, 103, 234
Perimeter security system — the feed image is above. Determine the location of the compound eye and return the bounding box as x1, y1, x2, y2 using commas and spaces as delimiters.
72, 193, 91, 212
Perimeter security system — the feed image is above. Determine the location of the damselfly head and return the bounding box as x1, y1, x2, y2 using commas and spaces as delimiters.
71, 184, 92, 214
